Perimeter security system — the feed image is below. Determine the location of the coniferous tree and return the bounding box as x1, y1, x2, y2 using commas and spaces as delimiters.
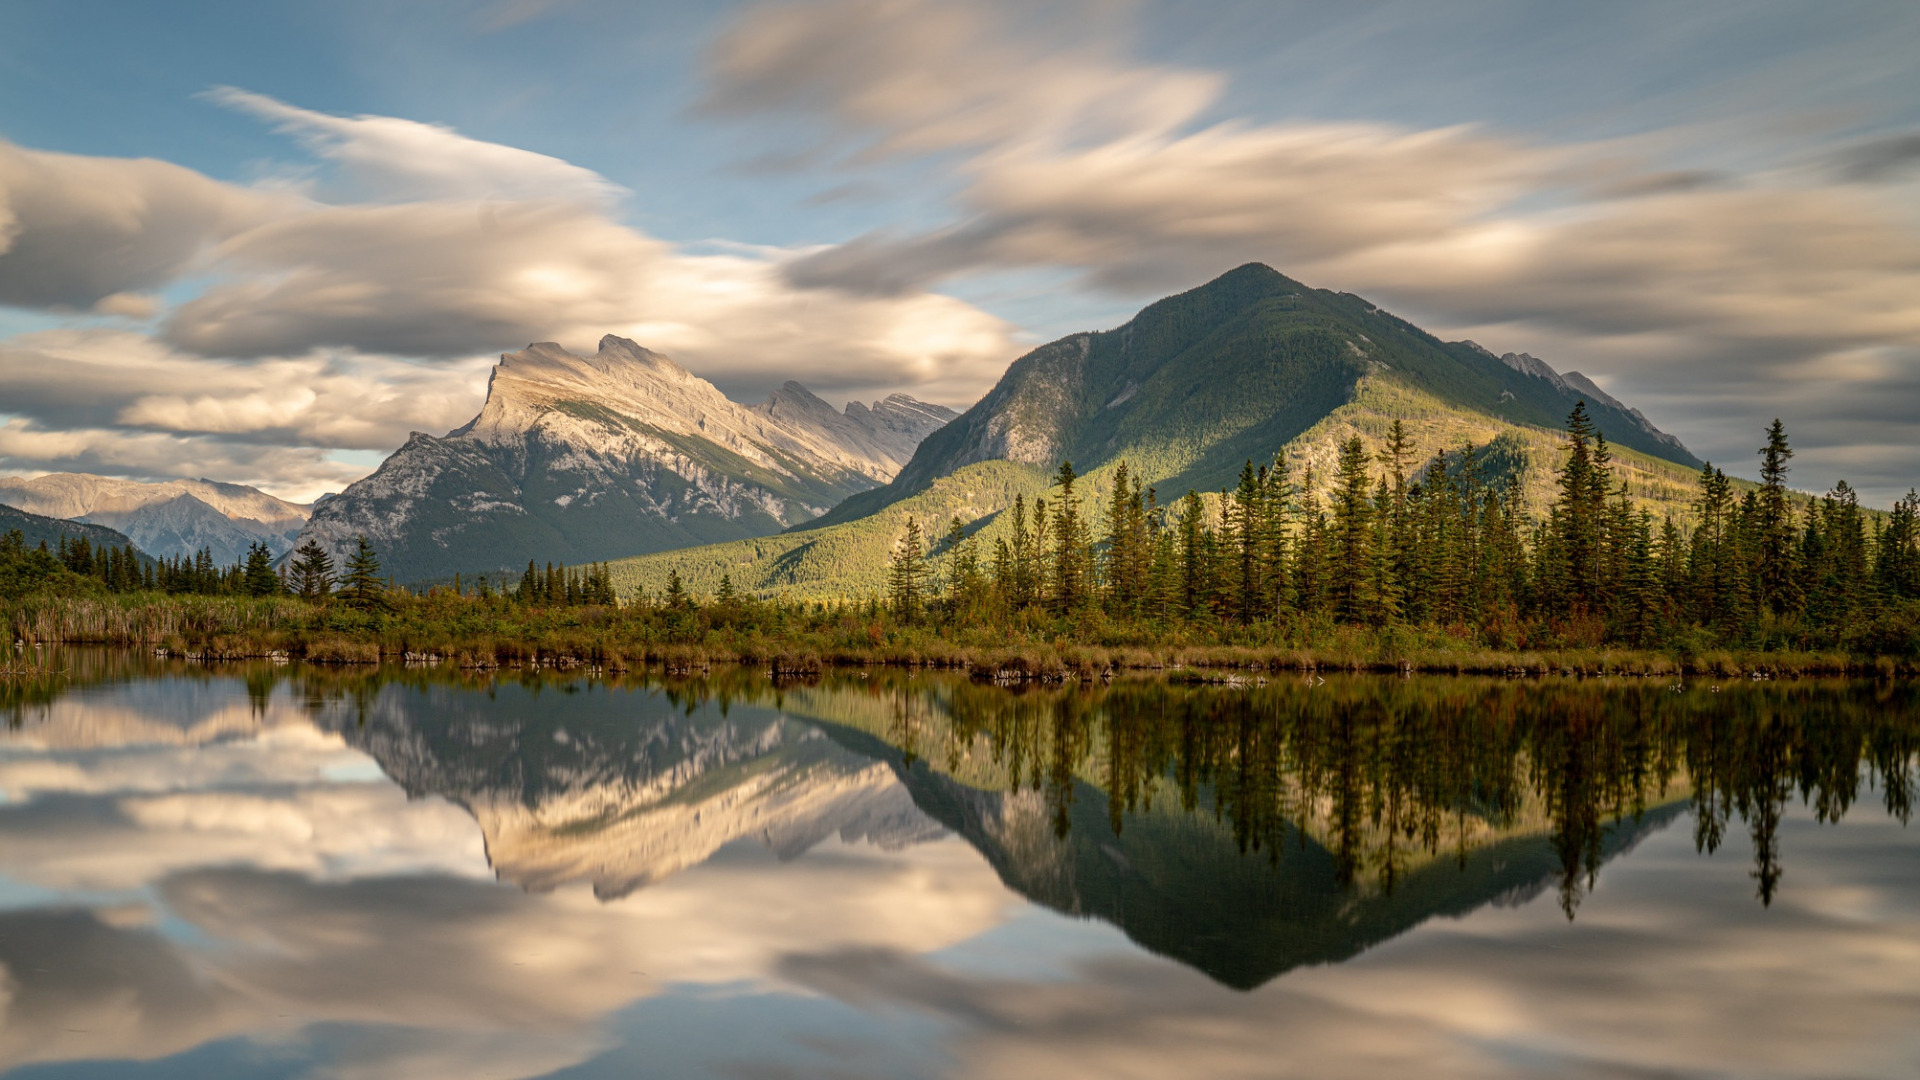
1294, 464, 1330, 616
1050, 462, 1091, 614
888, 516, 927, 623
1328, 435, 1378, 623
339, 536, 388, 612
1876, 490, 1920, 601
1755, 419, 1802, 616
242, 541, 282, 597
1229, 461, 1264, 624
1177, 490, 1209, 619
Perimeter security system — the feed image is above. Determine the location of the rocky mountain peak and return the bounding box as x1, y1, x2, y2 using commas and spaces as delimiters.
294, 336, 956, 581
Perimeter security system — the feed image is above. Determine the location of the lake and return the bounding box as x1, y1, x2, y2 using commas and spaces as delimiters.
0, 651, 1915, 1078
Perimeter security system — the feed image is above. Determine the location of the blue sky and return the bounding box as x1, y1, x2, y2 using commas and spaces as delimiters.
1, 0, 1917, 501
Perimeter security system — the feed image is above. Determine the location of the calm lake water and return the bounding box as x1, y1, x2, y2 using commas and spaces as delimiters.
0, 651, 1915, 1079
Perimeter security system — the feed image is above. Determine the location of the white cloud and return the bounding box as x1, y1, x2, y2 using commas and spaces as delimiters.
203, 86, 625, 206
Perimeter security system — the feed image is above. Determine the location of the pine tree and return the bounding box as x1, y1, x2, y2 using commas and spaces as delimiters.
1230, 460, 1263, 624
888, 516, 927, 623
1328, 435, 1378, 623
242, 541, 281, 597
1754, 419, 1803, 616
1178, 490, 1209, 619
1051, 461, 1090, 613
665, 568, 689, 610
339, 536, 388, 612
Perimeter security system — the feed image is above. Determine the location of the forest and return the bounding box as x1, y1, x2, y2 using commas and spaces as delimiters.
874, 405, 1920, 658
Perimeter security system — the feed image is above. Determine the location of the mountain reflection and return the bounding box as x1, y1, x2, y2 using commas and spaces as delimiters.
5, 653, 1917, 995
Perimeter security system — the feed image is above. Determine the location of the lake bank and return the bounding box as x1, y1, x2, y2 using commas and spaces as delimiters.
5, 592, 1907, 680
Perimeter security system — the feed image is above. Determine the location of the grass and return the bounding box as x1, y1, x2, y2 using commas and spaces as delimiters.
5, 590, 1901, 680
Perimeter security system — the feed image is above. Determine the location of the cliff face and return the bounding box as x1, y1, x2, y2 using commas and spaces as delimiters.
293, 335, 954, 581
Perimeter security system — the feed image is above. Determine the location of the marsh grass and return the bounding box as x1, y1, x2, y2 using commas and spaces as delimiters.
2, 590, 1896, 679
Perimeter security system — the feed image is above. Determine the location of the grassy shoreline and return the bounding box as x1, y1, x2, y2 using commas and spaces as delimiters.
4, 592, 1905, 680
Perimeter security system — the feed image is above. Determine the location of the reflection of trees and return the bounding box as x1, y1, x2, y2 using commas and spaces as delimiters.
13, 649, 1920, 915
894, 675, 1920, 915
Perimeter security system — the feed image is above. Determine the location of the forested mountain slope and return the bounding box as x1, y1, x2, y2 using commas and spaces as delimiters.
607, 264, 1706, 600
0, 502, 147, 557
811, 263, 1695, 530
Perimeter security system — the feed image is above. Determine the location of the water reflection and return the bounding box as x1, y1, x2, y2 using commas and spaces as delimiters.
0, 652, 1914, 1077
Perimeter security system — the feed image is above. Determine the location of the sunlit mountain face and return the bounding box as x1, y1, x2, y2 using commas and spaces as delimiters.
0, 653, 1914, 1078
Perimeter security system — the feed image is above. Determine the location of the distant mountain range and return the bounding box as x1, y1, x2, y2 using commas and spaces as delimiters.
0, 474, 308, 564
292, 335, 956, 582
610, 263, 1704, 599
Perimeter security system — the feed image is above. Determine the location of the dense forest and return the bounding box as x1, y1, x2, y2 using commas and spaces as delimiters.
875, 405, 1919, 657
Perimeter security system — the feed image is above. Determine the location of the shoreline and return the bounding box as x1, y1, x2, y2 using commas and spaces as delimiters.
6, 593, 1910, 681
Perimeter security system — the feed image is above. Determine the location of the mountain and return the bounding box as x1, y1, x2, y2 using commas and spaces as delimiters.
814, 262, 1697, 529
608, 263, 1705, 599
0, 474, 308, 564
292, 335, 956, 583
0, 502, 147, 558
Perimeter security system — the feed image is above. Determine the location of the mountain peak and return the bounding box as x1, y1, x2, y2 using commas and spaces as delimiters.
295, 337, 956, 580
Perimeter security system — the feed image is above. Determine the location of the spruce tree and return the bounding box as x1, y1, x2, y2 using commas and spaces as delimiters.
888, 516, 927, 623
1754, 419, 1802, 616
1178, 490, 1209, 619
339, 537, 388, 612
1328, 435, 1378, 623
241, 541, 281, 597
1051, 461, 1090, 613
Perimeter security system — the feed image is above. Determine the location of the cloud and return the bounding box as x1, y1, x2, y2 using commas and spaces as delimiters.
1832, 130, 1920, 182
0, 138, 286, 311
701, 0, 1220, 159
706, 0, 1920, 499
203, 87, 625, 206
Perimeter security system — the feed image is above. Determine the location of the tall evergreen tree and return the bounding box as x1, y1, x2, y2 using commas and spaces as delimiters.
888, 516, 928, 622
1754, 419, 1802, 616
242, 541, 282, 597
1051, 461, 1091, 613
339, 536, 388, 612
1328, 435, 1378, 623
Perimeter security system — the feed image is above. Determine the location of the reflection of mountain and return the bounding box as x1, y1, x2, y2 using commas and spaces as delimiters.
311, 684, 944, 897
809, 718, 1685, 991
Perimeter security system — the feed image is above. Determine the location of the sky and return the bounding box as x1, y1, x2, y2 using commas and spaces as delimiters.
0, 0, 1917, 504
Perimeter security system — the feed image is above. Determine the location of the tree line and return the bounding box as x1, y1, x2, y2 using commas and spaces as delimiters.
884, 404, 1920, 653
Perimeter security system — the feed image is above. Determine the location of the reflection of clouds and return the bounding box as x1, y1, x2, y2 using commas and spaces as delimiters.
777, 814, 1920, 1079
0, 908, 255, 1071
0, 836, 1014, 1079
0, 673, 1019, 1078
